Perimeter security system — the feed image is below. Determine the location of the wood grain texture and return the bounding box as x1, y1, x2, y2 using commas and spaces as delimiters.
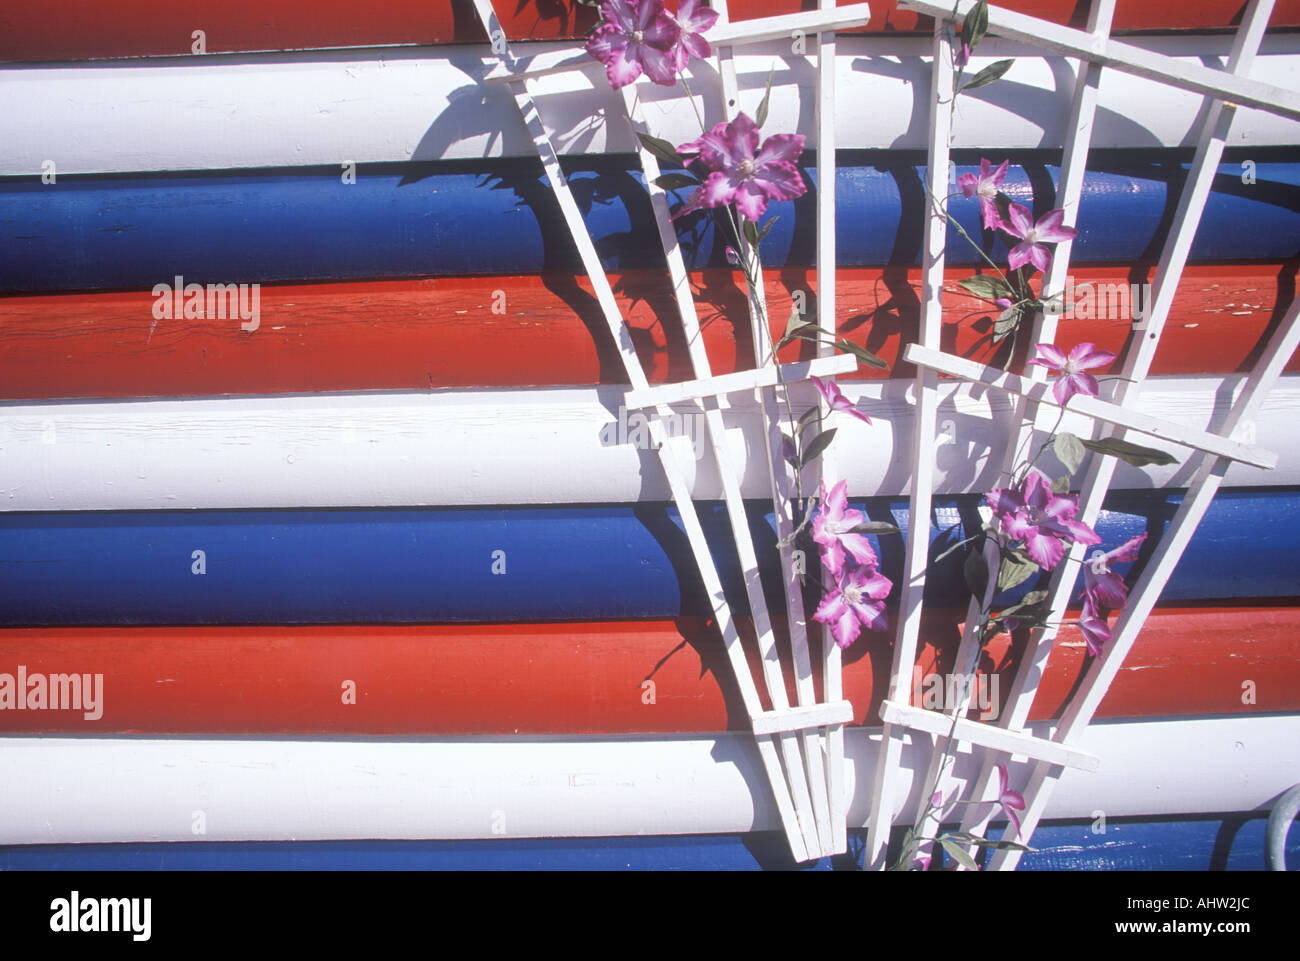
3, 1, 1293, 62
1, 265, 1294, 399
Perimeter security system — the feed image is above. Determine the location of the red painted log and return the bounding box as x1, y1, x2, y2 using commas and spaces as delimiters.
1, 265, 1292, 400
0, 604, 1293, 734
2, 1, 1294, 63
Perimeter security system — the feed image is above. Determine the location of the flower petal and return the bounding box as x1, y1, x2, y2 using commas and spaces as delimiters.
1007, 243, 1033, 273
1068, 342, 1117, 371
754, 132, 806, 168
1052, 373, 1077, 407
1032, 342, 1067, 370
1005, 202, 1034, 238
732, 180, 770, 222
1023, 528, 1066, 570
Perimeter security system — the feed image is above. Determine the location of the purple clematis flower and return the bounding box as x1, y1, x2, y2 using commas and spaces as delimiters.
812, 479, 880, 579
666, 0, 719, 70
1027, 341, 1117, 407
958, 158, 1009, 232
1084, 532, 1147, 610
813, 563, 893, 649
585, 0, 681, 89
1000, 203, 1078, 274
1078, 595, 1112, 657
986, 468, 1101, 570
811, 375, 871, 426
674, 112, 806, 222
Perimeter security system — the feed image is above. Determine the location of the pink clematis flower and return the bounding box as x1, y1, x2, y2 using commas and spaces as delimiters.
1084, 532, 1147, 610
993, 764, 1027, 838
1000, 203, 1078, 274
813, 564, 893, 649
674, 112, 806, 222
811, 375, 871, 426
986, 468, 1101, 570
1077, 595, 1112, 657
1027, 341, 1117, 407
812, 479, 880, 579
958, 158, 1009, 231
666, 0, 719, 70
585, 0, 681, 89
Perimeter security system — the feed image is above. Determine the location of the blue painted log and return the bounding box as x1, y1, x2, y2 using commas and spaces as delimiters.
1, 489, 1295, 625
1, 155, 1296, 292
0, 814, 1292, 869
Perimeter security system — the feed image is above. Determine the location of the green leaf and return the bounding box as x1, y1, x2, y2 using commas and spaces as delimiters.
960, 58, 1014, 92
743, 218, 760, 247
801, 428, 838, 465
992, 306, 1020, 344
777, 310, 818, 349
756, 215, 779, 244
1000, 589, 1049, 617
836, 339, 889, 369
939, 837, 980, 871
964, 549, 989, 601
1050, 474, 1070, 494
933, 532, 979, 566
795, 406, 820, 434
958, 274, 1013, 301
962, 0, 990, 50
652, 172, 699, 191
1079, 436, 1179, 468
1054, 431, 1086, 475
848, 521, 902, 536
756, 65, 776, 128
635, 132, 685, 168
996, 552, 1038, 593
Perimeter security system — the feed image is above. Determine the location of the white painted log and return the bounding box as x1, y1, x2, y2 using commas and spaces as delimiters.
0, 714, 1294, 844
2, 35, 1298, 176
1, 375, 1295, 511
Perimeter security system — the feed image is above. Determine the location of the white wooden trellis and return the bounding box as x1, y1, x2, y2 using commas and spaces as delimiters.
471, 0, 1299, 867
471, 0, 873, 860
860, 0, 1300, 870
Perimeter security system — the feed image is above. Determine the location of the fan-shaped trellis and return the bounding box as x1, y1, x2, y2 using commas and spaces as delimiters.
474, 0, 1300, 867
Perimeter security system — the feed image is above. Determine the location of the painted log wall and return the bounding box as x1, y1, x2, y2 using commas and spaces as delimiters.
0, 605, 1296, 734
7, 1, 1299, 63
1, 490, 1296, 624
4, 38, 1299, 176
2, 715, 1296, 844
2, 265, 1293, 399
2, 1, 1300, 873
3, 160, 1297, 292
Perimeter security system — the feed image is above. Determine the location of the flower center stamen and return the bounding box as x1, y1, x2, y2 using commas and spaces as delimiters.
738, 159, 756, 179
632, 29, 644, 43
844, 584, 863, 605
